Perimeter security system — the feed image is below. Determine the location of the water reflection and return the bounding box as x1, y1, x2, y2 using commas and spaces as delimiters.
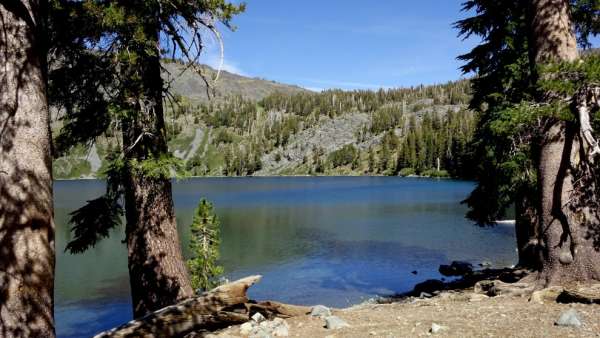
54, 177, 517, 337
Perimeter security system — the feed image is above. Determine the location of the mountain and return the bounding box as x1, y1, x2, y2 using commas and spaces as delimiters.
52, 66, 475, 180
162, 60, 308, 103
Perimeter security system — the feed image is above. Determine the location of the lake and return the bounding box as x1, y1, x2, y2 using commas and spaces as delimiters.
53, 177, 517, 337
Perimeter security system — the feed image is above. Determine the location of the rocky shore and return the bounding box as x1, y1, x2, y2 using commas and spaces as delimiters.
203, 266, 600, 338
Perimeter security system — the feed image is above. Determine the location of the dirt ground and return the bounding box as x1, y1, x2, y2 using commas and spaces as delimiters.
212, 291, 600, 338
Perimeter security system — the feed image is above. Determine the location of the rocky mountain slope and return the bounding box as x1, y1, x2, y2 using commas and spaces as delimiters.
53, 66, 475, 179
162, 61, 307, 103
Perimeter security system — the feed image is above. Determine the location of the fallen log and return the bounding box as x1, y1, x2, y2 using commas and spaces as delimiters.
556, 284, 600, 304
94, 275, 310, 338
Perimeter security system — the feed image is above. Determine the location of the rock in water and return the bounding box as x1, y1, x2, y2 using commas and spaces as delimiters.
413, 279, 445, 294
324, 316, 350, 329
430, 323, 445, 334
310, 305, 332, 318
555, 309, 583, 328
439, 261, 473, 277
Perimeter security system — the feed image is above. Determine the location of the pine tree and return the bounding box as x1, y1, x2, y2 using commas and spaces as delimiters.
54, 0, 245, 317
457, 0, 600, 282
187, 199, 224, 292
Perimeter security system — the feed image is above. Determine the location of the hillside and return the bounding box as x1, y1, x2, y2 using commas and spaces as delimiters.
162, 60, 307, 103
52, 67, 475, 180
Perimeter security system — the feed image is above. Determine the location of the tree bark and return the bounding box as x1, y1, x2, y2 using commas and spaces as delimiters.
530, 0, 578, 64
530, 0, 600, 284
0, 1, 55, 337
515, 193, 541, 270
121, 16, 194, 318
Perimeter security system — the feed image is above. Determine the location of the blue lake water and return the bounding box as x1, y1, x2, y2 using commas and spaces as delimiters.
53, 177, 517, 337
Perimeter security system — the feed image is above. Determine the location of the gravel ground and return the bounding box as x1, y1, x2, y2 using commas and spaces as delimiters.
212, 291, 600, 338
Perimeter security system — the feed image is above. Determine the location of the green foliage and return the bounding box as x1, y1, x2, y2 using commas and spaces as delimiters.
53, 157, 92, 179
370, 105, 404, 134
421, 169, 450, 178
129, 154, 186, 180
65, 197, 123, 254
456, 0, 600, 224
328, 144, 358, 168
187, 199, 224, 292
398, 167, 416, 177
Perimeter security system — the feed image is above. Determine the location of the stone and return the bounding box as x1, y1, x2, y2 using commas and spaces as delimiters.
430, 323, 445, 334
269, 318, 290, 337
439, 261, 473, 277
419, 292, 433, 299
310, 305, 332, 318
479, 261, 492, 268
555, 309, 583, 328
252, 312, 266, 323
249, 325, 272, 338
413, 279, 445, 294
324, 316, 350, 330
240, 321, 255, 335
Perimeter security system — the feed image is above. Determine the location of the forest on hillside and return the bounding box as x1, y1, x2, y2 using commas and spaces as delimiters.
53, 79, 477, 179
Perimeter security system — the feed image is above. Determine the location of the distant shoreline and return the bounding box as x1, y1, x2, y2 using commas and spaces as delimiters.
54, 174, 456, 181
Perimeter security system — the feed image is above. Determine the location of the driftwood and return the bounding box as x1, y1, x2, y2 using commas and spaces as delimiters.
474, 280, 535, 297
557, 284, 600, 304
94, 275, 310, 338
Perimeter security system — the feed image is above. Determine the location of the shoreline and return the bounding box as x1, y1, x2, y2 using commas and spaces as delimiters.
206, 268, 600, 338
54, 174, 459, 181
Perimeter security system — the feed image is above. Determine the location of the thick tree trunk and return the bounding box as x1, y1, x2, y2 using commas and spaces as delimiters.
530, 0, 600, 284
0, 1, 55, 337
530, 0, 578, 64
121, 19, 194, 318
537, 122, 600, 283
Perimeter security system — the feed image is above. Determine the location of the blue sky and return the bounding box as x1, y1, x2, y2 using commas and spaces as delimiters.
202, 1, 478, 91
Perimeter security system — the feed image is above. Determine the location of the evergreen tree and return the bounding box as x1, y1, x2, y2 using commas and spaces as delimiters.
457, 0, 600, 282
54, 0, 244, 317
187, 199, 224, 292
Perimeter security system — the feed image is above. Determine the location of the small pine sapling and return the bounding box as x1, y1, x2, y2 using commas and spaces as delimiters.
187, 199, 224, 292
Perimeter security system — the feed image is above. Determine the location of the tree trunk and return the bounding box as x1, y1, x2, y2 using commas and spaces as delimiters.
530, 0, 600, 284
515, 193, 541, 270
536, 121, 600, 283
0, 1, 55, 337
121, 18, 194, 318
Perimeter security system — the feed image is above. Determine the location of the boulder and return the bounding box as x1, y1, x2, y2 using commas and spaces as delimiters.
439, 261, 473, 277
262, 318, 289, 337
430, 323, 445, 334
413, 279, 445, 294
252, 312, 266, 323
555, 309, 582, 328
310, 305, 332, 318
240, 322, 254, 335
324, 316, 350, 330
